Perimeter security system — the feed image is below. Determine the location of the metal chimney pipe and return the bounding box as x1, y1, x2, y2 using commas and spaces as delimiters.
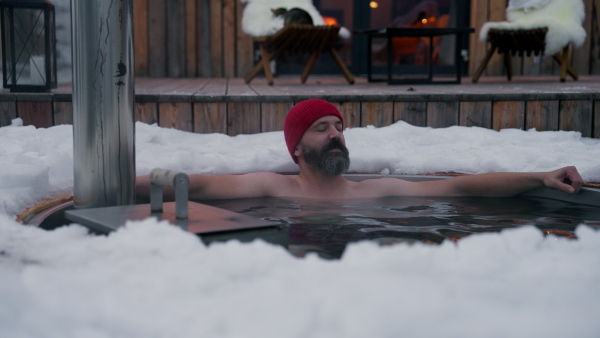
71, 0, 135, 208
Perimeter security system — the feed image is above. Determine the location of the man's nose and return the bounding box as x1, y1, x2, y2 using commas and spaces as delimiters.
329, 126, 342, 139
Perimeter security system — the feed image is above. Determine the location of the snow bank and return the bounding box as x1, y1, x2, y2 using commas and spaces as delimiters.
0, 214, 599, 337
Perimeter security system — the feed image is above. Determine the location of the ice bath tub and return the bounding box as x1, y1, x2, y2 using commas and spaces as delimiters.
29, 174, 600, 260
198, 175, 600, 259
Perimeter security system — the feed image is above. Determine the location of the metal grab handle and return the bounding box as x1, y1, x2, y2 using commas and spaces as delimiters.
150, 168, 189, 219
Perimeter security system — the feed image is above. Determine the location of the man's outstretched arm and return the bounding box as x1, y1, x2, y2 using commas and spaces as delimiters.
136, 171, 293, 201
412, 166, 584, 197
369, 166, 584, 198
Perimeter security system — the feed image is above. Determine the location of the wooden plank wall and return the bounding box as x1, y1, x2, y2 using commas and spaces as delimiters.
134, 0, 254, 78
469, 0, 600, 78
3, 95, 598, 139
132, 0, 600, 79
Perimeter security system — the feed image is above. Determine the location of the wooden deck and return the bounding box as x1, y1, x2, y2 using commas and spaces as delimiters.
1, 76, 599, 138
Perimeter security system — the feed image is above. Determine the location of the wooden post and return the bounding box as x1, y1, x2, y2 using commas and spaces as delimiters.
427, 101, 459, 128
525, 101, 559, 131
559, 100, 593, 137
492, 101, 525, 130
0, 101, 17, 127
459, 101, 492, 128
18, 101, 53, 128
133, 0, 148, 76
394, 102, 427, 127
361, 102, 393, 127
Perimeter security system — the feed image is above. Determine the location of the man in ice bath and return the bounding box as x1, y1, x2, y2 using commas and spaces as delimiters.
136, 99, 583, 200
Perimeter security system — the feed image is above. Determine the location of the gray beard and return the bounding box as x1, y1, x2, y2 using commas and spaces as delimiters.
301, 143, 350, 176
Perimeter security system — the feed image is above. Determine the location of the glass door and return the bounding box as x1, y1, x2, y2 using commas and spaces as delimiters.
273, 0, 470, 77
353, 0, 471, 78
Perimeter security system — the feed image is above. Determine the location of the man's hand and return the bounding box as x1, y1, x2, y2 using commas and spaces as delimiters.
542, 166, 584, 194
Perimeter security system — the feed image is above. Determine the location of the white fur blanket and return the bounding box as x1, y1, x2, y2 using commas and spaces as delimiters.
480, 0, 586, 55
506, 0, 551, 12
240, 0, 351, 40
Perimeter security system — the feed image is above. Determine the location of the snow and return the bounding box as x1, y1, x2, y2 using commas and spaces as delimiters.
241, 0, 352, 40
1, 118, 600, 337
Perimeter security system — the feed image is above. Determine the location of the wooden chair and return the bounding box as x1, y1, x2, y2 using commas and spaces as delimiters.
472, 28, 578, 83
244, 25, 354, 85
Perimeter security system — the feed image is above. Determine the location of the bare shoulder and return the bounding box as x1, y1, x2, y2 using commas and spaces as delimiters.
236, 171, 296, 185
189, 171, 297, 199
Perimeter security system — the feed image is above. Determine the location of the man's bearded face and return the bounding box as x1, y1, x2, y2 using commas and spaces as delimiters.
301, 138, 350, 176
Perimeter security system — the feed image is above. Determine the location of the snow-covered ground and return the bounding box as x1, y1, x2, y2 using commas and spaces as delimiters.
1, 119, 599, 337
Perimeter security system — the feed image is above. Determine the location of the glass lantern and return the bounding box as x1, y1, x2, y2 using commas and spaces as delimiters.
0, 0, 57, 92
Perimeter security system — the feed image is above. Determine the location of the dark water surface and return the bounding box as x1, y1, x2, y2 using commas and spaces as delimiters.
200, 196, 600, 259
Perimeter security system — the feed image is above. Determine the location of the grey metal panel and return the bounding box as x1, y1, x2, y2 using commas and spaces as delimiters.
71, 0, 135, 209
65, 202, 276, 235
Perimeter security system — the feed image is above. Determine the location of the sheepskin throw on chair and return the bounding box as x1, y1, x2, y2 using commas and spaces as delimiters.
240, 0, 351, 39
479, 0, 586, 56
473, 0, 586, 82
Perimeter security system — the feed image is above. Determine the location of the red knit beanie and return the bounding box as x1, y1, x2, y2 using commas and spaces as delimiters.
284, 99, 344, 163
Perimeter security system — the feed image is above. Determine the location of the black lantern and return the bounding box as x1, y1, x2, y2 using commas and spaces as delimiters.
0, 0, 56, 92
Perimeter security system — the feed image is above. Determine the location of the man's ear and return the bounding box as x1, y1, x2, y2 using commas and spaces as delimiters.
293, 146, 302, 158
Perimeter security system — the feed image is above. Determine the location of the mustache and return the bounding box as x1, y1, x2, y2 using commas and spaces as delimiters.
323, 138, 348, 152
